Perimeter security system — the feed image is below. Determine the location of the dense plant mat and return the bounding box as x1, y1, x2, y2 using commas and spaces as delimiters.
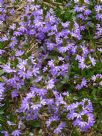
0, 0, 102, 136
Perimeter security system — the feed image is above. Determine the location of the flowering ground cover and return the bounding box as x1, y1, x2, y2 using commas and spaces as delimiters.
0, 0, 102, 135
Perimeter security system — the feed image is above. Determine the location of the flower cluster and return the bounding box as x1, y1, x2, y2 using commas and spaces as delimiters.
67, 98, 95, 132
0, 83, 5, 107
19, 88, 94, 133
0, 0, 102, 135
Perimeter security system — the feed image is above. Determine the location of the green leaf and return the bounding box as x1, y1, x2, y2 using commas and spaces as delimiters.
33, 121, 41, 128
0, 111, 4, 115
0, 70, 4, 76
99, 101, 102, 105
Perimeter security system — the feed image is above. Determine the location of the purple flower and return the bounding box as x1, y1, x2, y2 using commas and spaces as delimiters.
62, 92, 69, 97
7, 121, 16, 126
81, 45, 89, 57
96, 13, 102, 21
89, 56, 96, 66
10, 9, 15, 15
11, 90, 18, 98
50, 66, 60, 76
96, 24, 102, 37
82, 98, 93, 112
30, 87, 47, 96
84, 0, 90, 4
59, 64, 68, 76
95, 5, 102, 13
9, 23, 16, 30
73, 113, 95, 132
31, 103, 41, 110
91, 75, 96, 81
0, 49, 5, 55
45, 99, 54, 105
76, 55, 86, 69
81, 78, 87, 87
4, 75, 24, 90
1, 36, 8, 42
17, 59, 27, 70
84, 9, 91, 16
11, 0, 16, 2
55, 94, 66, 106
46, 116, 59, 127
1, 131, 9, 136
61, 22, 70, 28
2, 63, 16, 73
76, 14, 85, 20
40, 99, 47, 105
13, 31, 22, 36
58, 46, 68, 53
20, 98, 29, 112
76, 78, 87, 90
0, 83, 5, 92
12, 130, 21, 136
15, 50, 24, 57
74, 5, 86, 12
0, 0, 4, 5
80, 25, 86, 30
9, 37, 18, 48
46, 42, 56, 50
46, 79, 55, 89
18, 121, 24, 129
58, 57, 64, 61
54, 122, 66, 134
76, 84, 82, 90
17, 70, 27, 79
34, 76, 42, 82
18, 26, 27, 33
0, 83, 5, 105
48, 59, 54, 67
32, 66, 39, 76
26, 70, 33, 79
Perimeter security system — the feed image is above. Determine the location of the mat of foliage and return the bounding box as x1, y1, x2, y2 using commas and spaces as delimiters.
0, 0, 102, 136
